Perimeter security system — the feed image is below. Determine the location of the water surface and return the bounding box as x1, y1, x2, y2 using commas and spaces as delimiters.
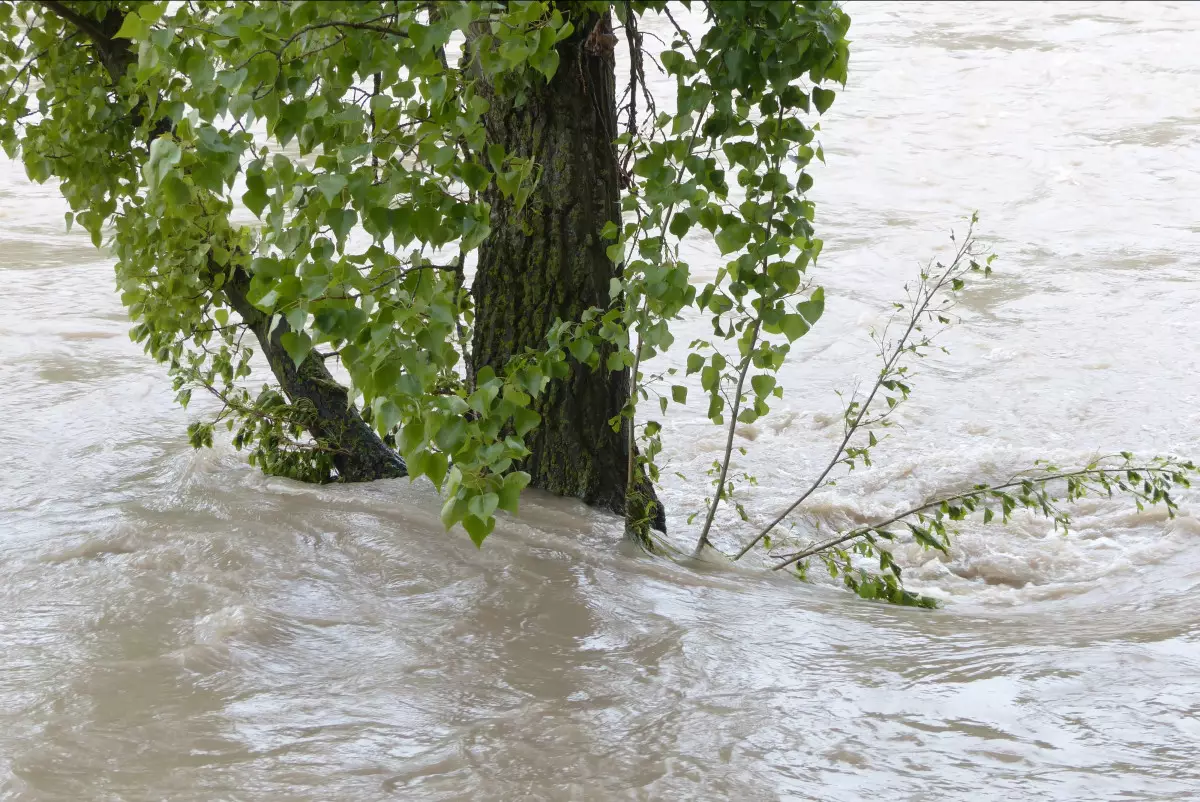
3, 3, 1200, 799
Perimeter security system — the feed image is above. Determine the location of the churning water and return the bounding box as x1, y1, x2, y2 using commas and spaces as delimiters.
3, 2, 1200, 799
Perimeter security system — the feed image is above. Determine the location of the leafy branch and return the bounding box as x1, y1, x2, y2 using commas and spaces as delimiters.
734, 217, 992, 560
767, 455, 1197, 606
693, 319, 761, 555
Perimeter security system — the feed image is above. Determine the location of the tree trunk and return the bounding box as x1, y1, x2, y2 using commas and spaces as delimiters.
470, 10, 666, 537
44, 2, 404, 484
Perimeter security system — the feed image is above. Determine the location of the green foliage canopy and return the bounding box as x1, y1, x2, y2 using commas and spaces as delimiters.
0, 0, 850, 545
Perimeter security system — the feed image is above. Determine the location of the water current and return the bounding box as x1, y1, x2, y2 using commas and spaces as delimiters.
2, 2, 1200, 799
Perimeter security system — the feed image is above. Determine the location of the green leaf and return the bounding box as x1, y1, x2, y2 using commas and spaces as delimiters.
513, 406, 541, 437
326, 208, 356, 246
243, 188, 268, 218
660, 50, 686, 75
812, 86, 836, 114
499, 39, 531, 67
463, 513, 495, 547
162, 175, 191, 206
279, 330, 312, 367
794, 287, 825, 329
407, 448, 431, 480
144, 137, 181, 191
459, 161, 491, 192
671, 385, 687, 404
441, 494, 468, 529
399, 420, 424, 454
669, 213, 692, 239
468, 492, 500, 522
425, 451, 449, 489
114, 13, 148, 40
532, 49, 560, 80
497, 470, 531, 514
462, 214, 491, 251
468, 381, 500, 416
434, 416, 468, 454
707, 393, 724, 422
496, 168, 520, 197
569, 337, 594, 363
25, 158, 50, 183
686, 353, 704, 375
606, 240, 625, 264
780, 314, 810, 342
285, 306, 307, 334
317, 174, 347, 203
750, 374, 775, 398
715, 222, 752, 255
137, 3, 167, 25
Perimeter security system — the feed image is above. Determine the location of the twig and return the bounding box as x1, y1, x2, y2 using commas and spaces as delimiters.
621, 89, 715, 537
36, 1, 110, 46
234, 14, 404, 70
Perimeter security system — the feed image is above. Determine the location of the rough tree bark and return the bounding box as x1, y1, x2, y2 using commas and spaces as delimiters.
470, 10, 667, 536
39, 1, 405, 483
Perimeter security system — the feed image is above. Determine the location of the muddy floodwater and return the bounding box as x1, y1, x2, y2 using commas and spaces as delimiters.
3, 2, 1200, 799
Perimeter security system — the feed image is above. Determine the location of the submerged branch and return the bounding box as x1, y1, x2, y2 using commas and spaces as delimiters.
770, 456, 1197, 572
734, 221, 984, 560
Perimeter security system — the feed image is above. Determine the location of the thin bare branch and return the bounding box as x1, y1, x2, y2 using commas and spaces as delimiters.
734, 224, 980, 561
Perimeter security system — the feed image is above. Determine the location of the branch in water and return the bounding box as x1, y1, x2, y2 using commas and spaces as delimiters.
768, 455, 1198, 602
734, 218, 989, 561
694, 320, 761, 556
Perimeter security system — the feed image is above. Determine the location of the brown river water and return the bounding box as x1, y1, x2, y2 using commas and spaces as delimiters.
3, 2, 1200, 799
